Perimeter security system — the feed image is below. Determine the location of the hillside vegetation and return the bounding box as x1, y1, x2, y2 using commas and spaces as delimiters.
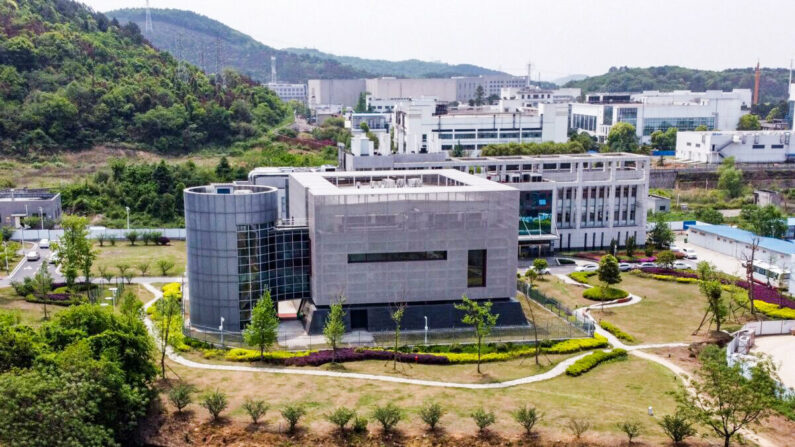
566, 65, 790, 104
284, 47, 506, 79
0, 0, 288, 156
106, 8, 370, 83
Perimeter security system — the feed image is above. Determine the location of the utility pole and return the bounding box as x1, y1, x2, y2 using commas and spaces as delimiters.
753, 61, 761, 106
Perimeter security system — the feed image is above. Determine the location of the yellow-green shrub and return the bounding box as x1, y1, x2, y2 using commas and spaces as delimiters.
162, 282, 182, 300
599, 321, 635, 343
225, 348, 312, 362
569, 271, 596, 284
545, 334, 608, 354
565, 349, 627, 376
583, 287, 628, 301
727, 286, 795, 319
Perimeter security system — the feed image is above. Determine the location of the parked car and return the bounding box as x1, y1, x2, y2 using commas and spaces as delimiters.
680, 248, 698, 259
576, 263, 598, 272
48, 252, 58, 264
38, 238, 49, 249
534, 267, 552, 275
639, 262, 657, 268
26, 251, 40, 261
618, 262, 633, 271
673, 261, 690, 270
670, 244, 682, 253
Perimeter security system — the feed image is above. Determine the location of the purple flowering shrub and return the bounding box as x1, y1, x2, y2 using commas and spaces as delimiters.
284, 348, 450, 367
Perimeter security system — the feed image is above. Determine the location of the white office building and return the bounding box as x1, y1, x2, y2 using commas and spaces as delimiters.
341, 152, 650, 255
571, 90, 750, 144
266, 82, 307, 103
393, 98, 568, 154
366, 96, 413, 113
675, 130, 794, 164
499, 86, 581, 109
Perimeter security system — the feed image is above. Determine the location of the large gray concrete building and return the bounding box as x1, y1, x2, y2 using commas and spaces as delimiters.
185, 170, 525, 334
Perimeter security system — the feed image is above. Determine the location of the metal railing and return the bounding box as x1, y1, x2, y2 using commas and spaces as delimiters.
517, 280, 595, 336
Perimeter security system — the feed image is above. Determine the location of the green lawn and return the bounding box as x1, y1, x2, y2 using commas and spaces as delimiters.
534, 276, 594, 310
587, 274, 746, 344
92, 240, 186, 277
0, 287, 64, 326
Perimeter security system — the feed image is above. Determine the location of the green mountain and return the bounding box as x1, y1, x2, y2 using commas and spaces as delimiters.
0, 0, 289, 156
106, 8, 505, 82
106, 8, 370, 83
565, 65, 791, 104
283, 47, 507, 79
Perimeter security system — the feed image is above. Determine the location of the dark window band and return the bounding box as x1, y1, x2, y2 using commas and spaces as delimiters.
348, 251, 447, 263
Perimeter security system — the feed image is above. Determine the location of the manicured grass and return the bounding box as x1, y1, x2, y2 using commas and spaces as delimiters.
0, 287, 64, 326
587, 274, 745, 344
92, 240, 186, 277
534, 276, 593, 309
168, 355, 684, 441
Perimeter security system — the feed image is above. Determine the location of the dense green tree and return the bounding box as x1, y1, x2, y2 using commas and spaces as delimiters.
648, 215, 674, 249
739, 204, 787, 238
606, 122, 639, 152
597, 254, 622, 295
694, 207, 725, 224
54, 215, 94, 288
480, 141, 585, 156
650, 127, 677, 150
154, 294, 180, 379
323, 297, 346, 364
243, 291, 279, 360
737, 114, 761, 130
656, 250, 676, 269
355, 91, 368, 112
717, 157, 744, 198
474, 85, 485, 106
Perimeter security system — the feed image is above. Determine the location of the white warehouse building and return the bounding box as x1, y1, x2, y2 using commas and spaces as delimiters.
393, 98, 569, 154
570, 89, 750, 144
676, 130, 794, 164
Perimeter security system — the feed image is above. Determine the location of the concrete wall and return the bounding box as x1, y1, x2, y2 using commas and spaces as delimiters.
307, 79, 366, 107
184, 185, 278, 332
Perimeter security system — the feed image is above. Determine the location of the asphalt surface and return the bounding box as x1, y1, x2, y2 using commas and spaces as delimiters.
0, 242, 63, 287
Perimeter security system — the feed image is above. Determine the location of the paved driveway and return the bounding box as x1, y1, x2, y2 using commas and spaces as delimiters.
675, 233, 746, 277
752, 335, 795, 390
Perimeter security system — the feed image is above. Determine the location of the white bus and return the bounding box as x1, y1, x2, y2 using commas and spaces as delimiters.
750, 260, 790, 290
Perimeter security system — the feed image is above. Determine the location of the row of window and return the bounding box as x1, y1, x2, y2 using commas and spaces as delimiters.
752, 144, 785, 149
642, 117, 714, 136
347, 251, 447, 263
439, 130, 542, 140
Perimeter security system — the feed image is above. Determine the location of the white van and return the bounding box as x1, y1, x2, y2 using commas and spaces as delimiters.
38, 239, 49, 249
680, 248, 698, 260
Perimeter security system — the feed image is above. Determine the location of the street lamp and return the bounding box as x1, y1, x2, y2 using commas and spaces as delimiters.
2, 240, 8, 273
38, 207, 44, 231
424, 315, 428, 346
125, 206, 130, 230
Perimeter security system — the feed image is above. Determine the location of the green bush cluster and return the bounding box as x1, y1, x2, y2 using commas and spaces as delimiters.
583, 287, 629, 301
569, 271, 597, 283
545, 335, 608, 354
225, 348, 312, 362
599, 321, 635, 343
565, 349, 628, 376
632, 271, 698, 284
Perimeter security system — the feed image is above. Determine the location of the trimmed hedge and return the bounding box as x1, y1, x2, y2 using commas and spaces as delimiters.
162, 282, 182, 300
24, 293, 84, 306
226, 348, 313, 362
545, 334, 608, 354
565, 349, 628, 376
582, 287, 629, 301
599, 321, 635, 343
569, 271, 597, 284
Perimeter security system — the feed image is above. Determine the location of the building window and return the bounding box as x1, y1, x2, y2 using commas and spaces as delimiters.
752, 144, 765, 149
467, 249, 487, 287
772, 144, 784, 149
347, 251, 447, 263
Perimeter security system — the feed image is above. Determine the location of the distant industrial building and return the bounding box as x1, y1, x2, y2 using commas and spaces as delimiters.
675, 130, 793, 164
498, 86, 581, 109
307, 79, 367, 108
266, 82, 307, 103
571, 89, 751, 144
0, 188, 61, 228
392, 98, 568, 154
647, 194, 671, 213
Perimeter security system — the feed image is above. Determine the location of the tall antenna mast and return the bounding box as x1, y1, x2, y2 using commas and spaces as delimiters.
144, 0, 153, 33
526, 60, 532, 88
271, 55, 277, 84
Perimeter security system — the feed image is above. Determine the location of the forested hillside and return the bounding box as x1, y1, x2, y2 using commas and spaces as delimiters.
283, 47, 507, 79
107, 8, 370, 83
0, 0, 289, 156
107, 8, 506, 81
566, 65, 791, 104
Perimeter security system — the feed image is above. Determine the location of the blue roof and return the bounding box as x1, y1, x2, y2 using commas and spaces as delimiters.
689, 225, 795, 255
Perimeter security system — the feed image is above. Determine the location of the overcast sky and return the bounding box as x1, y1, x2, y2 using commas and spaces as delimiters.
83, 0, 795, 80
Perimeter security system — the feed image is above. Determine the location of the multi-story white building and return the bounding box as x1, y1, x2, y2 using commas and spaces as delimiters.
393, 99, 568, 154
499, 86, 581, 109
366, 96, 413, 113
266, 82, 307, 103
675, 130, 794, 164
571, 89, 750, 144
341, 152, 649, 256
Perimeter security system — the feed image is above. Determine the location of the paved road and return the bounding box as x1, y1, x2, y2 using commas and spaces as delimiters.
0, 243, 63, 287
752, 335, 795, 390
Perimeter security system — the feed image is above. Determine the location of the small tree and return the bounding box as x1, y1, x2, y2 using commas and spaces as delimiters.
168, 382, 195, 413
242, 398, 268, 425
656, 250, 676, 269
390, 304, 405, 370
136, 261, 151, 277
371, 403, 402, 433
125, 230, 139, 246
243, 291, 279, 360
156, 259, 175, 276
96, 233, 106, 247
567, 417, 590, 439
326, 406, 356, 432
419, 401, 445, 431
454, 296, 498, 374
281, 404, 306, 434
659, 411, 696, 446
625, 235, 637, 257
698, 280, 727, 332
648, 216, 674, 249
154, 294, 181, 379
597, 254, 622, 298
513, 405, 541, 436
116, 263, 131, 278
119, 289, 143, 323
532, 258, 548, 273
675, 345, 777, 447
524, 268, 538, 288
696, 261, 715, 281
617, 420, 642, 445
470, 407, 495, 433
140, 232, 151, 246
32, 263, 53, 320
200, 389, 228, 421
323, 296, 346, 364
